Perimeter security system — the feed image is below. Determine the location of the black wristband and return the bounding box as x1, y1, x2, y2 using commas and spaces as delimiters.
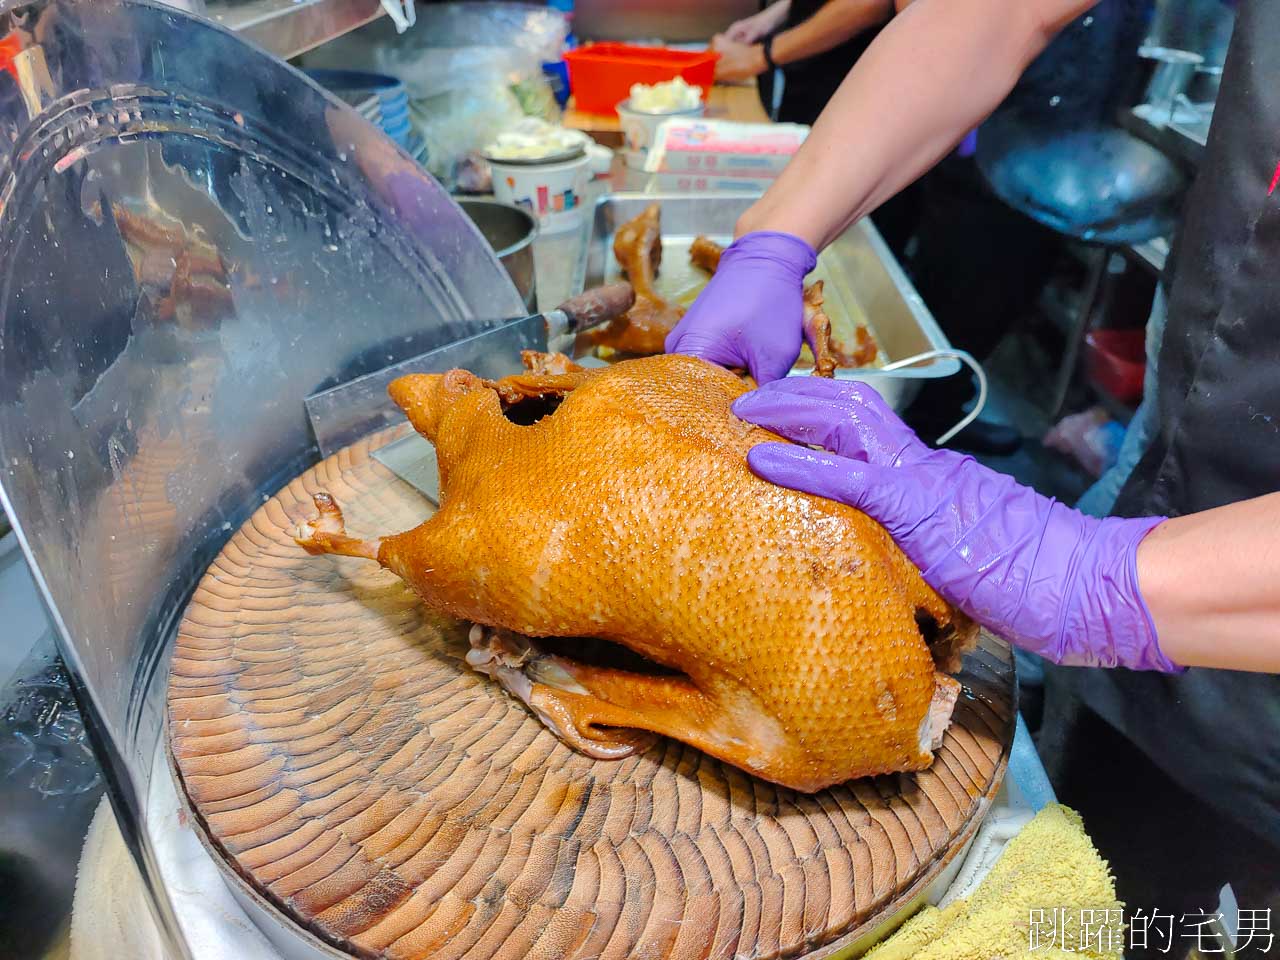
761, 34, 778, 71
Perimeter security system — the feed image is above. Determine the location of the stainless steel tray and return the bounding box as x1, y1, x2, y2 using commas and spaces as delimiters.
586, 193, 960, 408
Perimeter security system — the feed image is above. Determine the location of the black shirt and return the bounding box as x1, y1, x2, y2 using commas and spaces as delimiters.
771, 0, 885, 125
995, 0, 1151, 129
770, 0, 1149, 130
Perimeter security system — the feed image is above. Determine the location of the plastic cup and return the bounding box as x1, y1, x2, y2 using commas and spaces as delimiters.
616, 97, 705, 170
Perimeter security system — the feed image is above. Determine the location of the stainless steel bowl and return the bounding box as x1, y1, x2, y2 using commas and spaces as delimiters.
456, 199, 538, 311
978, 125, 1187, 244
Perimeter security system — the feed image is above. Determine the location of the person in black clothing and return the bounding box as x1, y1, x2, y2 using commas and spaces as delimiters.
711, 1, 1152, 455
673, 0, 1280, 944
896, 0, 1152, 452
711, 2, 919, 292
712, 1, 891, 125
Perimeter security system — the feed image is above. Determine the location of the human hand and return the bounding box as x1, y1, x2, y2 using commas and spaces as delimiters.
712, 35, 768, 82
724, 1, 789, 43
732, 377, 1182, 672
724, 19, 762, 43
664, 231, 816, 384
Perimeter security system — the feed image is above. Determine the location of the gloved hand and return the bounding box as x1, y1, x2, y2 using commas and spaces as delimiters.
664, 231, 816, 384
732, 377, 1182, 672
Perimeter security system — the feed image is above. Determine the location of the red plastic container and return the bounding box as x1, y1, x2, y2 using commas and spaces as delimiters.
1085, 329, 1146, 405
563, 43, 718, 116
0, 33, 21, 80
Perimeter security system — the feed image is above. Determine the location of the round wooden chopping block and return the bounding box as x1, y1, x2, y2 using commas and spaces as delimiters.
168, 429, 1015, 960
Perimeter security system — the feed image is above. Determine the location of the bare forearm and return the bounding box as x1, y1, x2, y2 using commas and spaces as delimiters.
762, 0, 792, 31
737, 0, 1096, 246
771, 0, 892, 66
1137, 492, 1280, 672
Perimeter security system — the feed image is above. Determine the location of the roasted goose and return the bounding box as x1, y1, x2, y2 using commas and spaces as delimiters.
616, 201, 664, 298
297, 352, 976, 791
804, 280, 839, 378
689, 234, 724, 274
813, 322, 878, 370
580, 203, 685, 356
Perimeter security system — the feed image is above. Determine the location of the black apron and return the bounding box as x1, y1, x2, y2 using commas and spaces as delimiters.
1059, 0, 1280, 849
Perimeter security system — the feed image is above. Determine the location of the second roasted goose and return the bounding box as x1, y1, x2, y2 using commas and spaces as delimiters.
297, 352, 976, 791
580, 203, 685, 356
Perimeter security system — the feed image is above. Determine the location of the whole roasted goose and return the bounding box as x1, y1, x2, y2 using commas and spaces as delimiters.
297, 353, 976, 791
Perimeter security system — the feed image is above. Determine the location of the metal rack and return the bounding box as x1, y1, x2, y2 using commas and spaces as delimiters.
1119, 104, 1211, 170
1126, 234, 1171, 276
1114, 102, 1212, 281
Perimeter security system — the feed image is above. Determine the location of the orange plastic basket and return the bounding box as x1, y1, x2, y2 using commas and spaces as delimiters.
563, 43, 718, 116
0, 33, 21, 80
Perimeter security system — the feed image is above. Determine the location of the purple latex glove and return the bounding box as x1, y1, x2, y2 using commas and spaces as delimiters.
732, 377, 1183, 672
664, 231, 816, 383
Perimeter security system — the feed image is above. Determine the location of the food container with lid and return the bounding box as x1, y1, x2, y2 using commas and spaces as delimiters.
482, 119, 595, 233
616, 97, 706, 170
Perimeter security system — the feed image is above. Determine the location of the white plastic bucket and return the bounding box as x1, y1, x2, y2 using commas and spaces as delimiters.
489, 152, 592, 234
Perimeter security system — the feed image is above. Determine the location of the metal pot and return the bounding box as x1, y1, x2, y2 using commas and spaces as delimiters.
977, 125, 1186, 245
456, 199, 538, 311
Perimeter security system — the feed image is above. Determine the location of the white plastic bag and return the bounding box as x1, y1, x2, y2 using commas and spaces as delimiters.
303, 4, 568, 185
378, 0, 415, 34
1043, 407, 1124, 477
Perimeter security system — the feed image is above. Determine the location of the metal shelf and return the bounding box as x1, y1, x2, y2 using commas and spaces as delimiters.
1118, 104, 1210, 170
1125, 235, 1171, 276
206, 0, 386, 60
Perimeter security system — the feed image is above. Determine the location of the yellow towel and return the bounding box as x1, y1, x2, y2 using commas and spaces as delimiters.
862, 804, 1124, 960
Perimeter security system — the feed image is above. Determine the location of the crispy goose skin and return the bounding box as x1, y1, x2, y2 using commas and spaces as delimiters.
297, 353, 976, 791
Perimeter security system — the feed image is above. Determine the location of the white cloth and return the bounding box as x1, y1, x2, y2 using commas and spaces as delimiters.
70, 767, 279, 960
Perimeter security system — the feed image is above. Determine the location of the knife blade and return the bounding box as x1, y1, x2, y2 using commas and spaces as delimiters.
373, 433, 442, 503
305, 283, 634, 458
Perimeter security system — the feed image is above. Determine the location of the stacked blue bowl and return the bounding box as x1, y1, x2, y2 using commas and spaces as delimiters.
305, 69, 413, 151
